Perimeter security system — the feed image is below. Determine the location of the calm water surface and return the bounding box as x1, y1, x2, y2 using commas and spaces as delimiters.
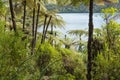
56, 13, 104, 34
38, 13, 105, 34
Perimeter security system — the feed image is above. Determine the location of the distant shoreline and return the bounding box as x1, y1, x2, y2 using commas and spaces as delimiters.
46, 2, 120, 13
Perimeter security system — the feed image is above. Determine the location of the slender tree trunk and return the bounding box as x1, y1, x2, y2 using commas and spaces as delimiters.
50, 23, 53, 45
32, 0, 36, 37
54, 32, 57, 46
31, 0, 36, 54
51, 24, 53, 35
64, 35, 67, 48
34, 0, 40, 47
44, 15, 52, 42
9, 0, 17, 32
41, 15, 48, 44
23, 0, 26, 31
87, 0, 94, 80
4, 15, 7, 32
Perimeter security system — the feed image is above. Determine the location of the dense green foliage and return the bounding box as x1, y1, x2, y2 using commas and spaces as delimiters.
0, 0, 120, 80
0, 22, 87, 79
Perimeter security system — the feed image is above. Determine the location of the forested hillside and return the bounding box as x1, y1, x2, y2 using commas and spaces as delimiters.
46, 1, 120, 13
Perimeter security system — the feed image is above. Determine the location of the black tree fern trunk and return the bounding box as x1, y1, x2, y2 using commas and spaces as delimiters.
50, 23, 53, 45
9, 0, 17, 32
34, 0, 40, 47
44, 15, 52, 42
87, 0, 94, 80
31, 0, 36, 54
23, 0, 26, 31
41, 15, 48, 44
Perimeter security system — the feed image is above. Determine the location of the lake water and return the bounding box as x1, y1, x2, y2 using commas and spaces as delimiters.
38, 13, 105, 34
57, 13, 104, 34
58, 13, 104, 29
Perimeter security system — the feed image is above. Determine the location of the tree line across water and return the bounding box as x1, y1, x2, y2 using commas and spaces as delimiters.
46, 1, 120, 13
0, 0, 120, 80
